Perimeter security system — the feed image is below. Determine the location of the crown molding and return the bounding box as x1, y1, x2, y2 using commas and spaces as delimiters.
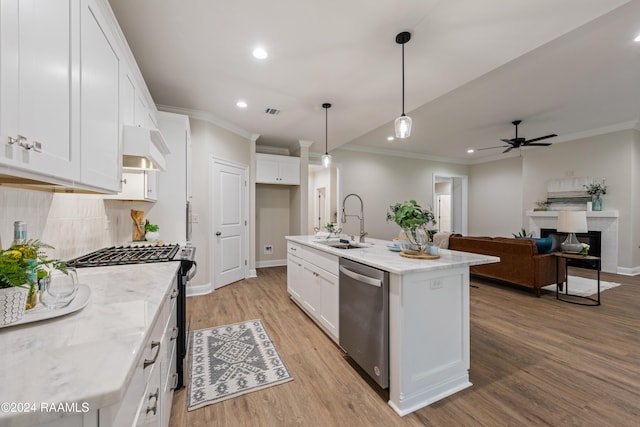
156, 104, 257, 140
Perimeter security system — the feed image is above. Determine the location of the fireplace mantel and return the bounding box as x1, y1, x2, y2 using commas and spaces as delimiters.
526, 210, 619, 218
526, 210, 619, 272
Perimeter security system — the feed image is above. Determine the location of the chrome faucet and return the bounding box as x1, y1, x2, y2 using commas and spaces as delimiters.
341, 193, 367, 243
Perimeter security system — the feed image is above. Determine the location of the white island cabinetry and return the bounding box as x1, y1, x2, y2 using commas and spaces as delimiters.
286, 241, 339, 342
285, 235, 499, 417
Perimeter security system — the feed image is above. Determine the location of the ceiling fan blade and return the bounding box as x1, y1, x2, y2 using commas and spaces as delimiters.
524, 134, 557, 143
503, 146, 514, 153
523, 142, 552, 147
476, 145, 508, 151
500, 139, 513, 144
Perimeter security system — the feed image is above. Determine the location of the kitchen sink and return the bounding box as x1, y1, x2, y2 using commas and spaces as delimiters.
316, 240, 371, 250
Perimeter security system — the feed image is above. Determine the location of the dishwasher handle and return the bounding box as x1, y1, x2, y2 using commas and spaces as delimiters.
339, 265, 382, 288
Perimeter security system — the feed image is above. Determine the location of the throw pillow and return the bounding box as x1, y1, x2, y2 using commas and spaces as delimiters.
533, 236, 553, 254
550, 234, 564, 253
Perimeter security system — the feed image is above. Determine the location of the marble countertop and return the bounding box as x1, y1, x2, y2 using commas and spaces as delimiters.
286, 235, 498, 275
0, 262, 180, 427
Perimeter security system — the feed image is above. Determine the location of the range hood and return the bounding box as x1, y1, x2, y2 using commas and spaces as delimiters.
122, 125, 171, 171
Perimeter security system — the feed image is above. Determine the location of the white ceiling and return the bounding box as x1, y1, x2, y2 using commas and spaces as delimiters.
107, 0, 640, 163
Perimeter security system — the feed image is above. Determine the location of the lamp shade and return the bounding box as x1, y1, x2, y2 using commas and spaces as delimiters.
557, 211, 588, 233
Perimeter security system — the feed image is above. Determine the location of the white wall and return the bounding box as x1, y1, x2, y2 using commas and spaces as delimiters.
521, 129, 637, 269
255, 185, 290, 266
331, 149, 469, 240
468, 156, 523, 237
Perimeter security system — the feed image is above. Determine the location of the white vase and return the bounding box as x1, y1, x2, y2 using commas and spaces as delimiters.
145, 231, 160, 242
0, 286, 29, 326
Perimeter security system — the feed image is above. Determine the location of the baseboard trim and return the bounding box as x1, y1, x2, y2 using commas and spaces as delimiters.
255, 259, 286, 269
616, 266, 640, 276
187, 282, 213, 297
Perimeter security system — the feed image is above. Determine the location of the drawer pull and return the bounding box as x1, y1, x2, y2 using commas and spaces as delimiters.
170, 326, 179, 340
146, 387, 159, 415
143, 341, 161, 369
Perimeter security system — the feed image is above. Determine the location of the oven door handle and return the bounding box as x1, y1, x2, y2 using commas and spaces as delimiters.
186, 261, 198, 281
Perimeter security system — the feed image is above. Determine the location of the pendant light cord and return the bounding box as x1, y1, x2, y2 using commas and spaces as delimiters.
325, 106, 328, 154
401, 42, 405, 116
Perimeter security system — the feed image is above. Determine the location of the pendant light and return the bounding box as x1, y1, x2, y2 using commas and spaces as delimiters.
395, 31, 412, 139
321, 103, 332, 168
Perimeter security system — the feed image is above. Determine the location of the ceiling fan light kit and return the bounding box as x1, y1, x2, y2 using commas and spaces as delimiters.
395, 31, 412, 139
322, 103, 332, 168
477, 119, 557, 153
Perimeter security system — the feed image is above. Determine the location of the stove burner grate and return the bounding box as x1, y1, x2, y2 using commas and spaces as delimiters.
68, 244, 181, 267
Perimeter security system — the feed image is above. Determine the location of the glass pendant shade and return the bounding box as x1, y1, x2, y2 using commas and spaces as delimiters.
321, 153, 332, 168
395, 114, 412, 139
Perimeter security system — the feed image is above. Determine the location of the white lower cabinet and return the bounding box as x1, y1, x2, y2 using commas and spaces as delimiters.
286, 242, 339, 342
99, 278, 178, 427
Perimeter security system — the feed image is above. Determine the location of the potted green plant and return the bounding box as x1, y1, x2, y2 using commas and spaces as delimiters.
144, 220, 160, 242
584, 180, 607, 211
386, 200, 436, 253
0, 240, 66, 325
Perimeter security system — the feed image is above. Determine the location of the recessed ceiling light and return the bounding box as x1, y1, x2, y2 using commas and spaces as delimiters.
236, 100, 248, 108
387, 136, 395, 141
252, 47, 268, 59
634, 34, 640, 42
467, 149, 475, 153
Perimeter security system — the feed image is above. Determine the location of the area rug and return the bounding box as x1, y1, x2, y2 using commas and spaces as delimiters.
187, 319, 293, 411
541, 275, 620, 297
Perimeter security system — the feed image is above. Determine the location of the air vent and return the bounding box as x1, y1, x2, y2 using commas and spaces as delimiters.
265, 108, 280, 115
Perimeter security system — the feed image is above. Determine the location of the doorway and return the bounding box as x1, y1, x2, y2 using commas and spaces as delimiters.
433, 174, 468, 235
308, 164, 339, 234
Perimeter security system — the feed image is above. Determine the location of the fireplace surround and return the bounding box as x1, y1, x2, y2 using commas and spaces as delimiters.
527, 210, 618, 273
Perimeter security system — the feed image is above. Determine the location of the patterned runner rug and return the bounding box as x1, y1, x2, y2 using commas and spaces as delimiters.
187, 319, 293, 411
541, 275, 620, 297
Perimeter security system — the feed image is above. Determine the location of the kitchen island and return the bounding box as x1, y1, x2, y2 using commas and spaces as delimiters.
0, 262, 180, 427
286, 235, 499, 416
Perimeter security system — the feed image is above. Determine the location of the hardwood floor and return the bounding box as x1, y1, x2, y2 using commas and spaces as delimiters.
170, 267, 640, 427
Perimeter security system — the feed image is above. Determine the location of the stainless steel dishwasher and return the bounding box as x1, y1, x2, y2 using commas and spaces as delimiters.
339, 257, 389, 389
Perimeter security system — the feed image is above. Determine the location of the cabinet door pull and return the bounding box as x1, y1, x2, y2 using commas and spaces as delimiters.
143, 341, 161, 368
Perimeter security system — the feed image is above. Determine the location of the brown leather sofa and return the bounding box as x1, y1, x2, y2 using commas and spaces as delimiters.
448, 234, 563, 297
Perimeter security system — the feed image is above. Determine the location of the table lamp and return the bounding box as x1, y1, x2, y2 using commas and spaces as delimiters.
557, 211, 588, 253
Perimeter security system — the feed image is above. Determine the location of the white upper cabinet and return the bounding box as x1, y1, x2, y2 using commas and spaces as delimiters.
79, 0, 121, 192
0, 0, 79, 181
0, 0, 159, 193
256, 153, 300, 185
105, 169, 157, 201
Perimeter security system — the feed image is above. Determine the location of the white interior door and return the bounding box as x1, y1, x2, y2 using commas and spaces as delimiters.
212, 160, 247, 289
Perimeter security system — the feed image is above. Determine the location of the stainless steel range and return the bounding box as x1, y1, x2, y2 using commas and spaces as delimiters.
68, 244, 197, 389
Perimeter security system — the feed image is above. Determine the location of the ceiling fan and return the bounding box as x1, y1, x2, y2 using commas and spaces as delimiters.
478, 120, 557, 153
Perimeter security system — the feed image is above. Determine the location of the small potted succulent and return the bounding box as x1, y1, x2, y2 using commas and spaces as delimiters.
144, 220, 160, 242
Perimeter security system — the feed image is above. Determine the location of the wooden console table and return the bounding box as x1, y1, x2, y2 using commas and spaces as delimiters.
553, 252, 601, 306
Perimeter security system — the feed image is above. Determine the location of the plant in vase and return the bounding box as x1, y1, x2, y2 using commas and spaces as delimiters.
584, 180, 607, 211
144, 220, 160, 242
0, 240, 66, 325
386, 200, 436, 254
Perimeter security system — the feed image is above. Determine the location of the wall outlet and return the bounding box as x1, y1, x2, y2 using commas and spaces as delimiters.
264, 245, 273, 255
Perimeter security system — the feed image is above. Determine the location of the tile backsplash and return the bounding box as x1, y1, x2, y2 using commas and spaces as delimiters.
0, 187, 154, 260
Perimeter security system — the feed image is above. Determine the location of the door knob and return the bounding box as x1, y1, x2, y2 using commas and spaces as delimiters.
215, 231, 221, 236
